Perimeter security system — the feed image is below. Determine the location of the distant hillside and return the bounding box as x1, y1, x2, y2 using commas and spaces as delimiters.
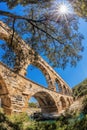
73, 78, 87, 99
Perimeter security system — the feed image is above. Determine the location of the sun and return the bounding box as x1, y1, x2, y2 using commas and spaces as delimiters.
50, 0, 73, 22
59, 4, 69, 15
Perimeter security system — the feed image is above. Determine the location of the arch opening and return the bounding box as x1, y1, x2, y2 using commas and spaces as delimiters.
67, 98, 71, 107
28, 97, 41, 115
60, 96, 66, 109
28, 91, 58, 115
0, 75, 11, 114
55, 79, 62, 93
26, 64, 50, 88
0, 39, 16, 68
63, 85, 68, 95
0, 40, 5, 61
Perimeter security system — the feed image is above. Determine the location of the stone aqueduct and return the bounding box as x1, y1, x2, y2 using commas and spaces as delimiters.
0, 21, 73, 115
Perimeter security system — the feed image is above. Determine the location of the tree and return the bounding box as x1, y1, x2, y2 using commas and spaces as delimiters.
0, 0, 85, 71
2, 0, 87, 17
69, 0, 87, 18
82, 96, 87, 114
73, 78, 87, 99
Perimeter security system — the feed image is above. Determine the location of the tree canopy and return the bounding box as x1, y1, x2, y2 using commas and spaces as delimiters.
73, 78, 87, 99
0, 0, 86, 71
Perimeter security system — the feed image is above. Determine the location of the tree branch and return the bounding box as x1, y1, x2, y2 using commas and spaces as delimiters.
0, 10, 46, 23
0, 10, 64, 44
10, 18, 15, 46
29, 21, 63, 44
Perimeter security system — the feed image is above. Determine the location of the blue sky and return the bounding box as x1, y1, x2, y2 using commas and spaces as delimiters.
55, 18, 87, 88
0, 2, 87, 91
26, 18, 87, 88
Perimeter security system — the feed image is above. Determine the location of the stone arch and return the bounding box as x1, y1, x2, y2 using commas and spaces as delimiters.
55, 79, 62, 93
70, 98, 73, 104
63, 85, 68, 95
66, 98, 71, 107
0, 21, 73, 115
0, 21, 53, 87
28, 91, 58, 115
60, 96, 66, 109
0, 75, 11, 114
0, 76, 8, 95
26, 61, 53, 89
67, 89, 71, 95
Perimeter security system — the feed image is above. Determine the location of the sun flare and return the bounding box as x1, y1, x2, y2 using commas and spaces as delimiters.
50, 0, 73, 22
59, 4, 69, 15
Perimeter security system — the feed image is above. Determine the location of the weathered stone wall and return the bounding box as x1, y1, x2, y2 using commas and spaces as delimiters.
0, 62, 73, 115
0, 21, 73, 115
0, 21, 72, 94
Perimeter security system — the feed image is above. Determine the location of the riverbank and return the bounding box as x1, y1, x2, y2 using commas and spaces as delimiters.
0, 108, 87, 130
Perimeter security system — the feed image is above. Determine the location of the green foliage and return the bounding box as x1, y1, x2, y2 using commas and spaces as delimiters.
28, 102, 38, 108
0, 111, 31, 130
0, 111, 21, 130
0, 0, 84, 70
71, 115, 87, 130
8, 112, 30, 123
72, 0, 87, 18
82, 96, 87, 114
0, 110, 6, 123
0, 0, 51, 8
0, 110, 87, 130
2, 0, 87, 18
73, 78, 87, 99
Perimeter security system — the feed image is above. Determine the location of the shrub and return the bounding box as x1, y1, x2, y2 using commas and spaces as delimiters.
82, 96, 87, 114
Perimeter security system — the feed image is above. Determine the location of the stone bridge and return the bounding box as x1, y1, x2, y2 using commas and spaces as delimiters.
0, 21, 73, 115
